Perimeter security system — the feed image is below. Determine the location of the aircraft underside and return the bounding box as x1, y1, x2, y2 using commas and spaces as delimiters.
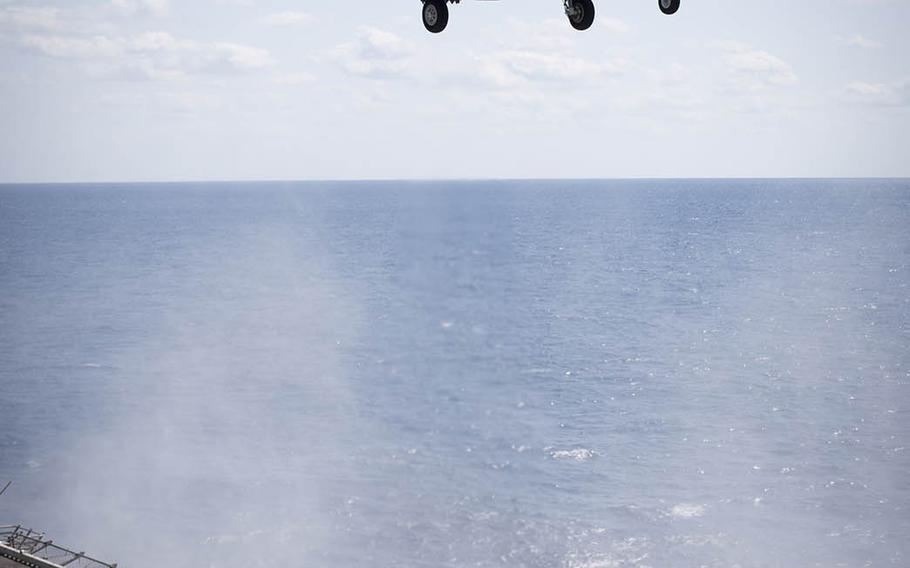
421, 0, 681, 33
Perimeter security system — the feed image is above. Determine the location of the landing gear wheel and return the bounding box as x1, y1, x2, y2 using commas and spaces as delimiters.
422, 0, 448, 33
658, 0, 680, 15
567, 0, 595, 31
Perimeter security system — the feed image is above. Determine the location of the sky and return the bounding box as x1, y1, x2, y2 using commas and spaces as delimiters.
0, 0, 908, 182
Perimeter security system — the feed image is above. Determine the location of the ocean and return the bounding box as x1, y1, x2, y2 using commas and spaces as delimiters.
1, 179, 908, 567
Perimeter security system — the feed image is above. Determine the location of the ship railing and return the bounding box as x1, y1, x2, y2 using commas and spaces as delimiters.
0, 525, 117, 568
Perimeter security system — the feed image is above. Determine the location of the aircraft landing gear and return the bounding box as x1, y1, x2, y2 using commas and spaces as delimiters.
422, 0, 450, 33
658, 0, 680, 15
565, 0, 595, 31
420, 0, 679, 34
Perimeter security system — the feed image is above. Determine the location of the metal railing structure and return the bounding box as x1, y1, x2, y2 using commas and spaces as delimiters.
0, 525, 117, 568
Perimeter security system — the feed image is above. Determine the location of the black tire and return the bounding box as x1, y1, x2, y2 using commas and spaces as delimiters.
422, 0, 448, 33
567, 0, 595, 31
658, 0, 680, 15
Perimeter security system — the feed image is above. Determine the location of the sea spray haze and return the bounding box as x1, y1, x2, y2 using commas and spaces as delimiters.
1, 179, 909, 567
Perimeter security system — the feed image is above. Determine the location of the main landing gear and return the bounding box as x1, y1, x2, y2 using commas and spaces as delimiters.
564, 0, 595, 31
422, 0, 450, 33
421, 0, 681, 34
658, 0, 680, 15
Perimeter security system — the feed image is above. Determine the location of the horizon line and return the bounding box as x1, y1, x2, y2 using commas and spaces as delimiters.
1, 176, 909, 187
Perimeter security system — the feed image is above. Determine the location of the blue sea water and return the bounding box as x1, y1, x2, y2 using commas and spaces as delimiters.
0, 179, 908, 567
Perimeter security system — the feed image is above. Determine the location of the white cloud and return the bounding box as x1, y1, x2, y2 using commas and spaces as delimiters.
477, 49, 620, 89
353, 27, 411, 62
260, 11, 313, 27
844, 34, 884, 48
842, 80, 909, 106
207, 41, 274, 71
274, 72, 316, 86
331, 27, 414, 80
599, 17, 632, 35
717, 42, 798, 91
647, 62, 690, 86
19, 30, 274, 79
506, 18, 575, 51
0, 5, 63, 31
466, 18, 623, 91
110, 0, 170, 17
22, 33, 121, 58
